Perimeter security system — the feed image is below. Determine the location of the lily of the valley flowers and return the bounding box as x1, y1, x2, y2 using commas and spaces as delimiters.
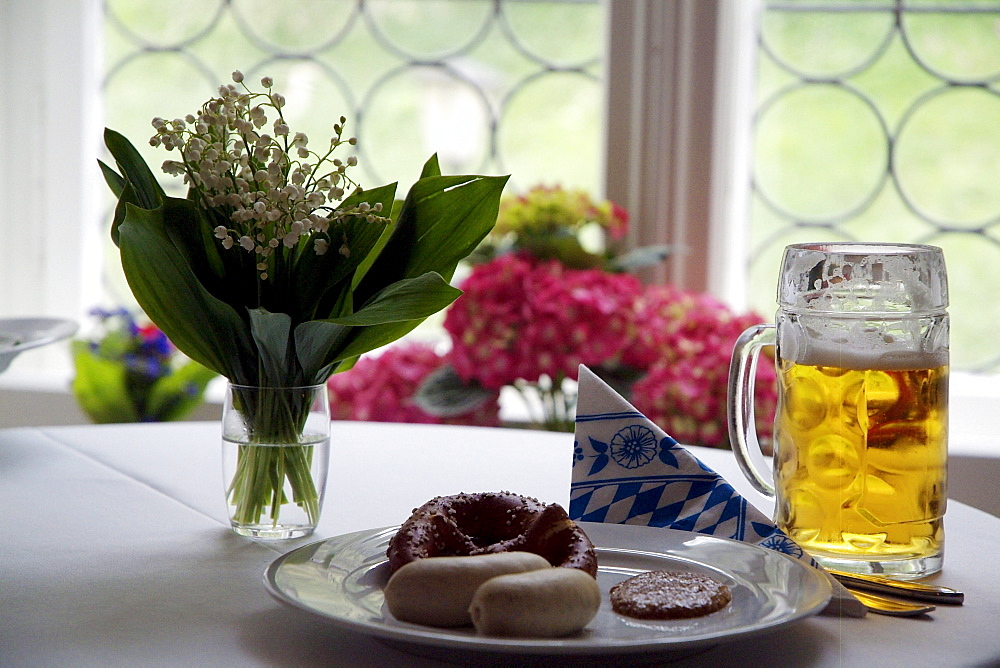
150, 72, 387, 280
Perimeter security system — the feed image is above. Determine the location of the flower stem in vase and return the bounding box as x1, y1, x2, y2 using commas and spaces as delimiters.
223, 384, 330, 539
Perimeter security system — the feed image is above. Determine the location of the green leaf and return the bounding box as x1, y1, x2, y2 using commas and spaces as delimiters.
161, 197, 228, 293
103, 128, 164, 210
98, 159, 125, 199
103, 128, 166, 248
609, 244, 673, 273
118, 203, 257, 383
413, 364, 494, 417
293, 321, 351, 385
293, 272, 461, 382
420, 153, 442, 179
353, 170, 509, 305
248, 309, 300, 386
109, 178, 144, 248
291, 183, 395, 320
327, 272, 460, 327
345, 184, 400, 293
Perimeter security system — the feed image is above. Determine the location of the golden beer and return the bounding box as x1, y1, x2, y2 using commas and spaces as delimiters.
773, 358, 947, 565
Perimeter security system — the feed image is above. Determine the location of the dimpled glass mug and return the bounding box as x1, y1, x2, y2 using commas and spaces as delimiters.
728, 243, 949, 578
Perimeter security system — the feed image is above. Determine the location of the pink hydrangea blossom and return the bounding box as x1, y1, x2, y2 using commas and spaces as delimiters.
627, 285, 777, 448
445, 254, 642, 390
326, 343, 500, 426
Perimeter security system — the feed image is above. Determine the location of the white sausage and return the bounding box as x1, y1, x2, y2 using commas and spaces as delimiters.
468, 567, 601, 637
383, 552, 550, 627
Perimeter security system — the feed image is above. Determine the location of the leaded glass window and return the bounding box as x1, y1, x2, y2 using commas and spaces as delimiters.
102, 0, 606, 306
749, 1, 1000, 372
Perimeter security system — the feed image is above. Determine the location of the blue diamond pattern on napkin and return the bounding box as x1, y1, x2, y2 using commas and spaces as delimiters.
570, 365, 865, 616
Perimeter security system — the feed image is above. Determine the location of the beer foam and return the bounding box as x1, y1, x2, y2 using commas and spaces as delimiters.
794, 335, 947, 370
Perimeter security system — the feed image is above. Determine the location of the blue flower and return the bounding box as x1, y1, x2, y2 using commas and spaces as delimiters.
610, 424, 658, 469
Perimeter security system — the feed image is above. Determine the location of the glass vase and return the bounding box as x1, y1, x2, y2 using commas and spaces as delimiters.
222, 383, 330, 539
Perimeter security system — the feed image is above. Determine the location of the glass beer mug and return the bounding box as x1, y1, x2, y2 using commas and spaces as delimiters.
728, 243, 948, 578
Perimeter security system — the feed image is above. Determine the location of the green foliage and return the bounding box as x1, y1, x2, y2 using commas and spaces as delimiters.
71, 322, 217, 424
102, 130, 508, 388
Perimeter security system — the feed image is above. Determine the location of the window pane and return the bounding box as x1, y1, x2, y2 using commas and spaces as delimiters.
750, 1, 1000, 372
101, 0, 606, 310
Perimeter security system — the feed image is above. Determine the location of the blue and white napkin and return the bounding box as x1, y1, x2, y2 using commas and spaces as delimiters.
570, 365, 865, 617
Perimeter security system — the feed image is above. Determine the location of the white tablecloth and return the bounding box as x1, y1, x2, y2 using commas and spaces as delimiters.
2, 421, 998, 667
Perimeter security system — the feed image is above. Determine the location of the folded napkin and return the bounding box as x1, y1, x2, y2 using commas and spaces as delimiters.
570, 365, 865, 617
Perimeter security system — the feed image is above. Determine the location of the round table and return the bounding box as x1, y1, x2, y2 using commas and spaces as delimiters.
1, 421, 998, 666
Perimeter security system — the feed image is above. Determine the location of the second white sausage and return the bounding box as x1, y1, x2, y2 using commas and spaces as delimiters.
468, 567, 601, 637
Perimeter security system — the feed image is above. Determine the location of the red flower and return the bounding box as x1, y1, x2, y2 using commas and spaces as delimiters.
445, 254, 642, 390
626, 285, 777, 448
326, 343, 500, 426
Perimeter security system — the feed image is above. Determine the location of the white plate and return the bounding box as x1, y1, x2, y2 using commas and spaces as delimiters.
0, 317, 77, 373
264, 522, 831, 658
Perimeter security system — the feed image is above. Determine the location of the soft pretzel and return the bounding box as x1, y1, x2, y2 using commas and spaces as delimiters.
386, 491, 598, 577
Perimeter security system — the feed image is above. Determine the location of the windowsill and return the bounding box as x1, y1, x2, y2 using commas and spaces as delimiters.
1, 367, 997, 454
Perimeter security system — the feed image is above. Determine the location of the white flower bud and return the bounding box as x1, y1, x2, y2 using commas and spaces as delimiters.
239, 236, 255, 251
232, 70, 244, 83
161, 160, 186, 175
314, 238, 329, 255
261, 76, 273, 88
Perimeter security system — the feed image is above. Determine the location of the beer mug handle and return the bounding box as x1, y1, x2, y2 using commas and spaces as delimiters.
727, 324, 777, 497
